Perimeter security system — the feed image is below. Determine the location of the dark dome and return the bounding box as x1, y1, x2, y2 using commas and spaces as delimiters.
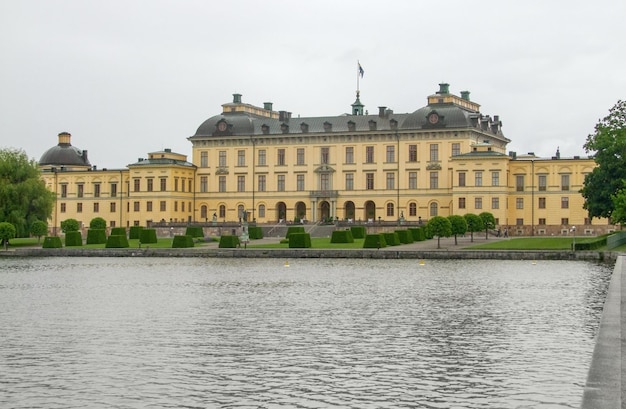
39, 133, 91, 167
194, 114, 255, 136
401, 105, 476, 129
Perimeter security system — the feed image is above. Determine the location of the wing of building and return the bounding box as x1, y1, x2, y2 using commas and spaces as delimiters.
39, 83, 611, 236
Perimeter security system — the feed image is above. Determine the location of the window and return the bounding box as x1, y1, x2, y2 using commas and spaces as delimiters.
386, 173, 395, 190
516, 198, 524, 209
77, 184, 84, 198
561, 174, 570, 191
181, 178, 185, 192
365, 146, 374, 163
219, 151, 227, 167
258, 150, 266, 166
408, 172, 417, 189
110, 202, 116, 212
366, 173, 374, 190
110, 183, 117, 197
188, 180, 192, 192
134, 201, 140, 211
200, 205, 207, 219
538, 197, 546, 209
538, 218, 546, 225
219, 205, 226, 218
258, 175, 266, 192
297, 174, 305, 191
93, 202, 99, 213
277, 175, 285, 192
345, 147, 354, 164
459, 197, 466, 209
386, 146, 395, 163
297, 148, 305, 165
491, 197, 499, 209
237, 176, 245, 192
200, 151, 208, 167
258, 204, 265, 218
60, 203, 66, 213
451, 143, 460, 156
409, 202, 417, 216
516, 175, 524, 192
430, 172, 438, 189
237, 150, 245, 166
475, 197, 482, 209
561, 218, 569, 225
77, 203, 82, 213
386, 203, 394, 217
345, 173, 354, 190
321, 147, 329, 164
430, 144, 439, 161
94, 183, 101, 198
145, 178, 152, 192
160, 178, 166, 191
516, 218, 524, 226
458, 172, 466, 187
146, 201, 152, 212
219, 176, 226, 192
160, 201, 166, 211
277, 149, 285, 166
430, 202, 438, 217
408, 145, 417, 162
174, 201, 178, 212
133, 179, 140, 192
561, 197, 569, 208
538, 175, 547, 191
60, 184, 68, 198
320, 173, 330, 191
200, 176, 208, 193
492, 172, 499, 186
475, 172, 483, 187
182, 202, 185, 212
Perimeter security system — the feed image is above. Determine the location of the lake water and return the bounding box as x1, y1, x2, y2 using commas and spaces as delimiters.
0, 257, 612, 408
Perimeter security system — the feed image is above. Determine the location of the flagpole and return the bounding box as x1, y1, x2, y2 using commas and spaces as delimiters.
357, 61, 360, 93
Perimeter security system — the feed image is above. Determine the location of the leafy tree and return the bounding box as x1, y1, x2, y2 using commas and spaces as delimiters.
581, 100, 626, 220
30, 220, 48, 244
61, 218, 80, 233
463, 213, 484, 242
0, 221, 16, 250
609, 187, 626, 226
447, 215, 467, 245
89, 217, 107, 230
479, 212, 496, 240
427, 216, 452, 249
0, 148, 55, 237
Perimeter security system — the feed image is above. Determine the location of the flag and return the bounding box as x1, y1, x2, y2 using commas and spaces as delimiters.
358, 62, 364, 78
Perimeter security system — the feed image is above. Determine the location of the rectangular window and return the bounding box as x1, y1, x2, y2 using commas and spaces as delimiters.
451, 143, 460, 156
516, 198, 524, 209
408, 145, 417, 162
458, 198, 466, 209
297, 148, 305, 165
110, 183, 117, 197
93, 202, 99, 213
561, 174, 570, 191
538, 175, 547, 191
538, 197, 546, 209
174, 178, 179, 192
430, 144, 439, 161
133, 179, 140, 192
200, 151, 208, 167
320, 174, 330, 191
561, 197, 569, 208
182, 202, 185, 212
174, 201, 178, 212
219, 176, 226, 193
94, 183, 101, 198
134, 201, 140, 211
277, 175, 285, 192
345, 173, 354, 190
297, 174, 305, 191
200, 176, 208, 193
345, 147, 354, 164
258, 149, 266, 166
475, 197, 482, 209
516, 218, 524, 226
77, 202, 82, 213
181, 178, 185, 192
219, 151, 227, 167
146, 201, 152, 212
321, 147, 329, 164
237, 176, 245, 192
366, 173, 374, 190
538, 218, 546, 225
386, 146, 395, 163
492, 171, 499, 187
160, 178, 166, 192
77, 184, 84, 198
160, 201, 166, 211
61, 184, 68, 198
258, 175, 266, 192
277, 149, 285, 166
430, 172, 438, 189
458, 172, 466, 187
409, 172, 417, 189
365, 146, 374, 163
491, 197, 499, 209
60, 203, 66, 213
258, 205, 265, 218
516, 175, 524, 192
386, 203, 394, 217
189, 180, 192, 192
237, 150, 245, 166
475, 172, 483, 187
147, 178, 153, 192
561, 218, 569, 225
386, 173, 395, 190
110, 202, 116, 212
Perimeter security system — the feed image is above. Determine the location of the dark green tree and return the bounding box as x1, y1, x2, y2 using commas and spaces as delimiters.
30, 220, 48, 244
447, 215, 467, 245
581, 100, 626, 220
89, 217, 107, 230
61, 218, 80, 233
0, 148, 55, 237
463, 213, 484, 242
427, 216, 452, 249
0, 221, 16, 250
479, 212, 496, 240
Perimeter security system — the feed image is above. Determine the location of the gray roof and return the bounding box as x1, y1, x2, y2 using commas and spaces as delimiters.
127, 158, 196, 168
39, 143, 91, 167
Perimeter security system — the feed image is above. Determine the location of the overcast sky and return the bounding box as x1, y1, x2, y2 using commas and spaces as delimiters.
1, 0, 624, 169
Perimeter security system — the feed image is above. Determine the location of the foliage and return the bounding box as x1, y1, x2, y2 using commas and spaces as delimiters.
64, 231, 82, 246
30, 220, 48, 243
185, 226, 204, 238
60, 218, 80, 233
463, 213, 484, 242
42, 236, 62, 248
86, 229, 106, 244
172, 235, 195, 248
129, 226, 144, 239
0, 148, 55, 237
89, 217, 107, 230
363, 234, 386, 248
330, 230, 354, 243
105, 234, 129, 248
350, 225, 366, 239
383, 232, 400, 246
139, 229, 158, 244
248, 226, 263, 239
395, 230, 414, 244
219, 235, 240, 248
0, 221, 17, 248
581, 100, 626, 219
447, 215, 467, 245
408, 227, 426, 241
427, 216, 452, 249
288, 232, 312, 248
286, 226, 305, 239
479, 212, 496, 240
110, 227, 126, 236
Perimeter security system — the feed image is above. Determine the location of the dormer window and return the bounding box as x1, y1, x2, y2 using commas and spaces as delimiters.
300, 123, 309, 133
323, 122, 332, 132
347, 121, 356, 132
390, 119, 398, 130
368, 120, 377, 131
261, 124, 270, 135
280, 123, 289, 134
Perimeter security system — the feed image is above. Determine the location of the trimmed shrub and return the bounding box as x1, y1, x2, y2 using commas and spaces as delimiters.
129, 226, 144, 239
395, 230, 414, 244
110, 227, 126, 237
42, 236, 62, 248
106, 235, 129, 248
139, 228, 158, 244
331, 230, 354, 243
172, 235, 195, 248
286, 226, 305, 239
185, 226, 204, 238
383, 232, 400, 246
248, 226, 263, 239
363, 234, 387, 248
65, 231, 82, 246
86, 229, 106, 244
408, 228, 426, 242
350, 225, 366, 239
89, 217, 107, 230
289, 232, 312, 248
219, 235, 240, 248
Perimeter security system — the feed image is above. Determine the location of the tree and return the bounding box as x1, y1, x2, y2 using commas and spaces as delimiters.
30, 220, 48, 244
463, 213, 484, 242
479, 212, 496, 240
427, 216, 452, 249
447, 215, 467, 245
0, 221, 16, 250
89, 217, 107, 230
0, 148, 55, 237
581, 100, 626, 220
61, 218, 80, 233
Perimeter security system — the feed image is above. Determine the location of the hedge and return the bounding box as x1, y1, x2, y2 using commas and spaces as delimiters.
110, 227, 127, 237
395, 230, 414, 244
129, 226, 144, 239
383, 232, 400, 246
42, 236, 62, 248
363, 234, 387, 248
289, 232, 311, 248
350, 225, 366, 239
106, 235, 129, 248
86, 229, 106, 244
65, 231, 82, 246
248, 226, 263, 239
408, 228, 426, 242
286, 226, 305, 239
331, 230, 354, 243
139, 228, 158, 244
172, 235, 195, 248
185, 226, 204, 238
219, 235, 240, 248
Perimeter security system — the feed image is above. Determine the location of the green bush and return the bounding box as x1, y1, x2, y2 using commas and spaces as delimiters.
350, 225, 366, 239
395, 230, 414, 244
172, 235, 195, 248
248, 226, 263, 239
106, 235, 129, 248
139, 228, 158, 244
331, 230, 354, 243
289, 232, 312, 248
129, 226, 144, 239
219, 235, 240, 248
89, 217, 107, 230
363, 234, 387, 248
408, 228, 426, 242
42, 236, 62, 248
185, 226, 204, 238
60, 218, 80, 233
86, 229, 106, 244
110, 227, 126, 237
576, 237, 607, 250
383, 232, 400, 246
286, 226, 305, 239
64, 231, 82, 246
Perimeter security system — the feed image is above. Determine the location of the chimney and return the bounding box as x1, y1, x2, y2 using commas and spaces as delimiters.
263, 102, 273, 111
279, 111, 287, 121
461, 91, 470, 101
378, 106, 387, 118
437, 83, 450, 94
82, 150, 88, 162
58, 132, 71, 145
233, 93, 242, 103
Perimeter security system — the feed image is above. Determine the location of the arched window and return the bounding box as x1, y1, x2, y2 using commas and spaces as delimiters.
409, 202, 417, 216
258, 204, 265, 218
219, 204, 226, 219
200, 205, 207, 219
429, 202, 438, 217
386, 203, 394, 217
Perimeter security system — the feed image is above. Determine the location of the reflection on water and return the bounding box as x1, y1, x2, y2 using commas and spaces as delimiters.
0, 258, 611, 408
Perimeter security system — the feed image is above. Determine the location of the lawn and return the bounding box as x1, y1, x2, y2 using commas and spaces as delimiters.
3, 237, 208, 249
467, 237, 597, 250
250, 237, 366, 249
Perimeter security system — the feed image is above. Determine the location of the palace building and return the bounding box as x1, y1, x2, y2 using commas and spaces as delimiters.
39, 83, 611, 235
